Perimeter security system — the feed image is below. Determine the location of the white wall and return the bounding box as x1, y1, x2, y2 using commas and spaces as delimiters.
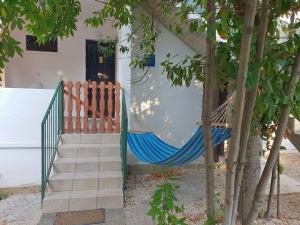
0, 149, 41, 187
0, 88, 54, 187
116, 25, 132, 119
130, 10, 204, 147
5, 0, 117, 89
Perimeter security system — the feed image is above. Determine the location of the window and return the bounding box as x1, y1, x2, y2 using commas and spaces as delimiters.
26, 35, 58, 52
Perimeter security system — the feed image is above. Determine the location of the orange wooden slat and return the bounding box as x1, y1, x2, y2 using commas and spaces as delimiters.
114, 82, 121, 133
75, 81, 81, 133
83, 81, 89, 133
64, 89, 101, 118
67, 81, 73, 133
107, 82, 113, 132
91, 81, 97, 133
63, 80, 121, 134
99, 82, 105, 132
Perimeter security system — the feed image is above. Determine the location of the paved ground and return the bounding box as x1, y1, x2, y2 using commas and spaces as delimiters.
280, 151, 300, 182
1, 152, 300, 225
0, 193, 41, 225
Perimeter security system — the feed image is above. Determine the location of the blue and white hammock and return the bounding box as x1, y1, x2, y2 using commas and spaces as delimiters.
128, 97, 233, 166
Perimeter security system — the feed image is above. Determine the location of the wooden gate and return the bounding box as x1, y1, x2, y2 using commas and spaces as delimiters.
62, 81, 121, 133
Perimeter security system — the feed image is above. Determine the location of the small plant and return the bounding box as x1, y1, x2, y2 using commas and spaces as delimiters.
147, 169, 187, 225
278, 163, 284, 175
280, 146, 287, 151
258, 208, 266, 218
0, 192, 7, 201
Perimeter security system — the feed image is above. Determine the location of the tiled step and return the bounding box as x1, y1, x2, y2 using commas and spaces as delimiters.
61, 133, 120, 145
48, 171, 122, 192
53, 157, 122, 173
58, 144, 120, 158
43, 189, 123, 213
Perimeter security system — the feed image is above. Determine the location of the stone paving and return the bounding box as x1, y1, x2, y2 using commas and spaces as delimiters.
0, 193, 41, 225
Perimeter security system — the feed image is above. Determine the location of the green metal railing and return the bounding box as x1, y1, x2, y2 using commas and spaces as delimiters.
120, 89, 128, 194
41, 81, 63, 202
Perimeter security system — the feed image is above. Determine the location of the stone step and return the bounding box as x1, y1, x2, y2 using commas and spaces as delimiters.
53, 157, 122, 173
58, 143, 120, 158
61, 133, 120, 145
43, 189, 123, 213
48, 171, 122, 192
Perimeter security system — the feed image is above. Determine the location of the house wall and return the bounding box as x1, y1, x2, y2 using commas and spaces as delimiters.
130, 9, 204, 149
5, 0, 117, 89
116, 25, 132, 118
0, 88, 54, 187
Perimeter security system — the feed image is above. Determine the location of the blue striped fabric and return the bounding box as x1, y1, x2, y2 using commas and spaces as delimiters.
127, 127, 231, 166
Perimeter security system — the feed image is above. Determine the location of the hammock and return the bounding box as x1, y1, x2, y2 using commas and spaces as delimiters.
128, 96, 233, 166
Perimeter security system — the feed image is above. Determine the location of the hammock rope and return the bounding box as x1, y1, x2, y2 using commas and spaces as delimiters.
128, 95, 234, 166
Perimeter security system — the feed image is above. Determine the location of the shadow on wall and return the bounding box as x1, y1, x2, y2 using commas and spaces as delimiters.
129, 9, 203, 147
130, 70, 203, 147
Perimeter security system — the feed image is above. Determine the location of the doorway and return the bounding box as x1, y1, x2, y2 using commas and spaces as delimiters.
86, 40, 116, 116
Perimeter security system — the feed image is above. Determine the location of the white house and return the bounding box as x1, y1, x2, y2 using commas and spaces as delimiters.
1, 0, 297, 189
0, 0, 205, 188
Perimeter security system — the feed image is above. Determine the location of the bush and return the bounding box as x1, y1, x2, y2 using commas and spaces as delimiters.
147, 169, 187, 225
0, 192, 7, 201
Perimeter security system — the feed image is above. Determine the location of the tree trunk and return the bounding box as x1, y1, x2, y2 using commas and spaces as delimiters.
238, 134, 261, 223
203, 0, 216, 218
231, 0, 270, 223
266, 158, 278, 219
277, 155, 280, 218
223, 1, 257, 224
245, 45, 300, 225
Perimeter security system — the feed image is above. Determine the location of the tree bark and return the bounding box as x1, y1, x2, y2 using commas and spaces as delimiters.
223, 1, 257, 224
277, 155, 280, 218
238, 135, 261, 223
266, 158, 278, 219
245, 45, 300, 225
231, 0, 270, 223
203, 0, 216, 218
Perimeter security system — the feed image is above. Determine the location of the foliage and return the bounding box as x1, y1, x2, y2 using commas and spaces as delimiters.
278, 163, 284, 175
84, 0, 141, 28
257, 207, 266, 218
0, 0, 81, 71
97, 37, 117, 57
161, 53, 205, 87
147, 169, 187, 225
0, 192, 7, 201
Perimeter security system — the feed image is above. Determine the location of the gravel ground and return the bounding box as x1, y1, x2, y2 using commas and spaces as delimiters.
0, 152, 300, 225
279, 152, 300, 182
125, 153, 300, 225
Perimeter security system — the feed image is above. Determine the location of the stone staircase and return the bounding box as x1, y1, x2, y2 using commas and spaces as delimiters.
42, 133, 123, 213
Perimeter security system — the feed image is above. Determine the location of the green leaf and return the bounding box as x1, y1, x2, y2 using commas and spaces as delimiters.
175, 26, 182, 35
189, 20, 198, 33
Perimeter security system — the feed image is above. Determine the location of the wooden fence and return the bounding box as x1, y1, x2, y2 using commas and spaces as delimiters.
62, 81, 121, 133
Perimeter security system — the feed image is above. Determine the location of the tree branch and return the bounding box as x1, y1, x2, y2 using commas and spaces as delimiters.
245, 43, 300, 225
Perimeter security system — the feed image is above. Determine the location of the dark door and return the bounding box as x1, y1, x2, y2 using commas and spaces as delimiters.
86, 40, 115, 83
86, 40, 116, 116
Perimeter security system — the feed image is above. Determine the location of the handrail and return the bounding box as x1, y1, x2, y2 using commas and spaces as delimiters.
41, 81, 63, 203
120, 89, 128, 198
